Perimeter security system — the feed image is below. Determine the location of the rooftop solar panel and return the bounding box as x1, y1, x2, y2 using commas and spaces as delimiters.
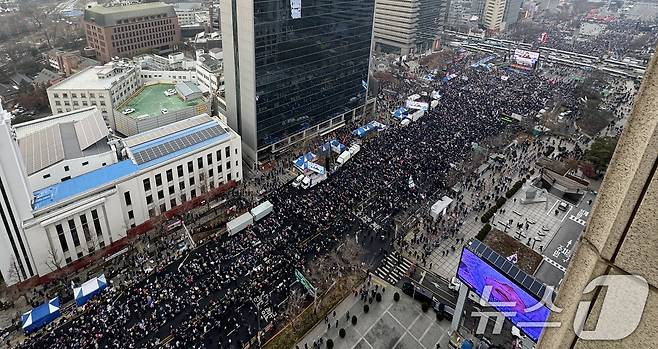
132, 125, 226, 165
467, 239, 552, 301
123, 116, 210, 148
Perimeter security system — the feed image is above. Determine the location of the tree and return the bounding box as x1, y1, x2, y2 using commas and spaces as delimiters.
45, 249, 63, 272
283, 290, 305, 332
19, 2, 53, 48
586, 137, 618, 173
7, 256, 24, 284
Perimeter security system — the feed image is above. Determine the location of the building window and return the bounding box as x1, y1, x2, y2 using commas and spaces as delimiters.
56, 224, 69, 253
82, 161, 89, 166
208, 169, 213, 178
64, 165, 69, 171
179, 181, 185, 190
190, 189, 196, 198
43, 174, 51, 179
168, 185, 174, 195
61, 176, 71, 182
226, 161, 231, 170
128, 210, 134, 219
143, 178, 151, 191
160, 203, 166, 213
146, 195, 153, 204
124, 191, 132, 206
197, 157, 203, 169
80, 214, 94, 241
157, 190, 164, 200
207, 153, 213, 165
170, 199, 176, 208
91, 209, 103, 239
177, 165, 183, 177
187, 161, 193, 173
68, 219, 80, 247
227, 173, 232, 181
218, 164, 222, 173
189, 177, 195, 186
148, 208, 155, 218
155, 174, 162, 186
225, 147, 230, 158
166, 169, 173, 182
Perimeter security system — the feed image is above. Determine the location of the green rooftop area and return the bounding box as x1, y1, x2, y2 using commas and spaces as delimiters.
120, 83, 205, 119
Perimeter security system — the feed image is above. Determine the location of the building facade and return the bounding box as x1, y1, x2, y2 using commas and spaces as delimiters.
503, 0, 523, 27
483, 0, 507, 31
374, 0, 449, 55
83, 2, 181, 63
221, 0, 377, 165
0, 108, 242, 286
47, 62, 140, 131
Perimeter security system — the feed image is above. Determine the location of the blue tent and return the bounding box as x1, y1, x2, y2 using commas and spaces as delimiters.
74, 274, 107, 306
21, 297, 61, 334
317, 142, 332, 157
293, 152, 317, 170
329, 140, 346, 154
391, 107, 408, 120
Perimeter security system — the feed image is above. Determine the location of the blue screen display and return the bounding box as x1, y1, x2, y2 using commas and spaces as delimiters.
457, 248, 550, 342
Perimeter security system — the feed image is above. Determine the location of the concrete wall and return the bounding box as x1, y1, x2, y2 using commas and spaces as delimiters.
537, 46, 658, 349
28, 151, 117, 191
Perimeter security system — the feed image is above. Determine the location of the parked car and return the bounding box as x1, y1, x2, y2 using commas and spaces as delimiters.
448, 277, 461, 292
558, 202, 569, 211
122, 108, 135, 115
161, 108, 168, 114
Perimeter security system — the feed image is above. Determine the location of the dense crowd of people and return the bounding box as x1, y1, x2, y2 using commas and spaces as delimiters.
15, 47, 629, 349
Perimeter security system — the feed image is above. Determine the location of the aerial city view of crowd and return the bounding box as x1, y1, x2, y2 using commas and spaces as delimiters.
9, 2, 657, 349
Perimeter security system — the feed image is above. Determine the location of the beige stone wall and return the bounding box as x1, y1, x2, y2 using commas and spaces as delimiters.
537, 48, 658, 348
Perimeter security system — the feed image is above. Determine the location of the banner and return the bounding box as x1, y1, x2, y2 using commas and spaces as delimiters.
405, 100, 429, 111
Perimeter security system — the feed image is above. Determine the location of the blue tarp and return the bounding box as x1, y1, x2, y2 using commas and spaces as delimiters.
470, 55, 496, 68
391, 107, 408, 120
21, 297, 61, 334
74, 274, 108, 307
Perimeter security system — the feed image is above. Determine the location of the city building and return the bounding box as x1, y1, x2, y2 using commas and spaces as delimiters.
220, 0, 377, 166
45, 49, 100, 77
483, 0, 507, 31
47, 57, 210, 136
0, 107, 242, 286
536, 49, 658, 349
503, 0, 523, 27
172, 2, 208, 26
195, 48, 223, 95
83, 2, 181, 63
46, 61, 141, 130
373, 0, 449, 55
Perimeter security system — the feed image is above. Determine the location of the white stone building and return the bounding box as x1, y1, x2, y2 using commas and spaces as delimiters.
0, 106, 242, 286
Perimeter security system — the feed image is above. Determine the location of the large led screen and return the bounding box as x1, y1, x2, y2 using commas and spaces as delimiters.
457, 248, 550, 342
512, 49, 539, 70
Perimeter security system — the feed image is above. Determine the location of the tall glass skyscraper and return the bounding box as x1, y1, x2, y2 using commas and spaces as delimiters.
221, 0, 376, 164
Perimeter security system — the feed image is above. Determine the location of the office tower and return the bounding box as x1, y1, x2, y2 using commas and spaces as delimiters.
221, 0, 376, 165
83, 2, 181, 63
374, 0, 449, 55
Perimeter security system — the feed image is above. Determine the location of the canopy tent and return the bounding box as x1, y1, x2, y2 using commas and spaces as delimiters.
21, 297, 61, 334
293, 152, 317, 171
329, 140, 346, 154
353, 121, 386, 138
391, 107, 408, 120
317, 142, 332, 157
227, 212, 254, 236
74, 274, 108, 306
430, 196, 454, 220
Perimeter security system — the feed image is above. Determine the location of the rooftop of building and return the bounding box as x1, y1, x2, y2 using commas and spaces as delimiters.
84, 2, 176, 27
32, 114, 232, 211
118, 83, 205, 119
49, 62, 134, 91
17, 108, 111, 175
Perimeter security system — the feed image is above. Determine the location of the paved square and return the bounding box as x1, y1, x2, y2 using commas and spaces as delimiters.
296, 280, 451, 349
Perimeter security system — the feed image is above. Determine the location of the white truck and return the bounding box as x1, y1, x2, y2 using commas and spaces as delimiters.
336, 151, 351, 166
301, 173, 327, 189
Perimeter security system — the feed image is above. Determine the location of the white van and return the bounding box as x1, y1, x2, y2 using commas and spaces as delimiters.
292, 174, 304, 188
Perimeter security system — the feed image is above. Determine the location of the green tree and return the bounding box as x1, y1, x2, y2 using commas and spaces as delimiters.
586, 137, 618, 174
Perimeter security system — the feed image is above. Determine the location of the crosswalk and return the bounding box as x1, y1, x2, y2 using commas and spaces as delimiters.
374, 253, 414, 285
